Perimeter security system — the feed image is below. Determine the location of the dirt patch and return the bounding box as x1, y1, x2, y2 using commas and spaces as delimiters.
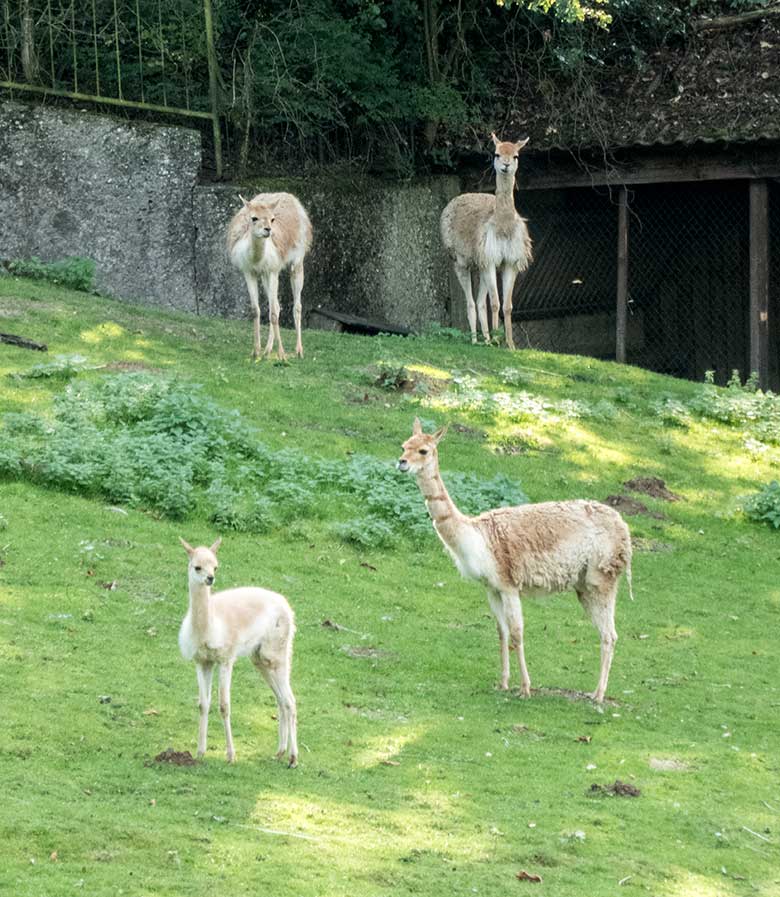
345, 390, 382, 405
632, 538, 674, 553
341, 645, 393, 659
624, 476, 683, 502
602, 495, 666, 520
372, 364, 447, 396
530, 686, 619, 706
453, 423, 484, 439
105, 361, 162, 374
153, 748, 197, 766
649, 757, 690, 772
589, 780, 641, 798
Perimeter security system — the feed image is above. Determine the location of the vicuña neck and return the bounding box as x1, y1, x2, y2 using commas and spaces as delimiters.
188, 581, 212, 635
494, 171, 517, 233
416, 465, 466, 543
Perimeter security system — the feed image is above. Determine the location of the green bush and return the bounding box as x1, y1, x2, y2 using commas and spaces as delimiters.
0, 372, 527, 545
11, 355, 99, 381
690, 371, 780, 445
4, 257, 96, 293
334, 516, 396, 549
743, 481, 780, 529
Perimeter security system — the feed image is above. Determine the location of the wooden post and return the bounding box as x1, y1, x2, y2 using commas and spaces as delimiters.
203, 0, 223, 179
616, 186, 629, 363
749, 180, 769, 389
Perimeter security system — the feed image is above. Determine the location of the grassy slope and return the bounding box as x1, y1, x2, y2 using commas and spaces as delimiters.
0, 278, 778, 897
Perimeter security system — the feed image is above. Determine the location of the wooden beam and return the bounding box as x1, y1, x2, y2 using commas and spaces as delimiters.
749, 180, 770, 388
693, 3, 780, 32
616, 186, 629, 364
513, 143, 780, 192
522, 160, 780, 191
0, 331, 47, 351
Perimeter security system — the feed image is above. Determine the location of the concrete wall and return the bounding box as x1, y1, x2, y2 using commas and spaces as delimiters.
0, 101, 459, 331
0, 101, 201, 311
195, 176, 458, 330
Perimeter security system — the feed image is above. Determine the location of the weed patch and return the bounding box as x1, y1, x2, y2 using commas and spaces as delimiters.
0, 372, 526, 546
3, 256, 96, 292
743, 481, 780, 529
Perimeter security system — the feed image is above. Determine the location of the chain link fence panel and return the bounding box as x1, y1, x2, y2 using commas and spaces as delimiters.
513, 179, 766, 387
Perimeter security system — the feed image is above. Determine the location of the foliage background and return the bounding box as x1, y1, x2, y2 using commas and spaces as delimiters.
5, 0, 775, 174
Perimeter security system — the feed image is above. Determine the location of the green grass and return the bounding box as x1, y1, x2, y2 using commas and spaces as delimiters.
0, 277, 778, 897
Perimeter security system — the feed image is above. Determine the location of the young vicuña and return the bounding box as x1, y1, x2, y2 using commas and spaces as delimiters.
227, 191, 313, 360
440, 133, 533, 349
178, 537, 298, 766
398, 419, 633, 702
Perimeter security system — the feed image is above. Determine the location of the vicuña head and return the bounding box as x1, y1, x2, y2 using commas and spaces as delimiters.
490, 132, 530, 178
239, 194, 280, 241
179, 537, 221, 587
398, 417, 449, 474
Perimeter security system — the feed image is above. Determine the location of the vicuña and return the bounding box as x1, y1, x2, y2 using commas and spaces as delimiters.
398, 419, 632, 702
227, 192, 312, 360
178, 537, 298, 765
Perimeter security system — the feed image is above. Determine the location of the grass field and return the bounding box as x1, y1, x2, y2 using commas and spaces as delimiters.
0, 277, 778, 897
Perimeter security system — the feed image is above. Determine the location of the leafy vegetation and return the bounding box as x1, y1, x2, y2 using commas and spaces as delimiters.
5, 0, 770, 173
743, 480, 780, 528
0, 369, 525, 544
3, 257, 96, 292
0, 278, 778, 897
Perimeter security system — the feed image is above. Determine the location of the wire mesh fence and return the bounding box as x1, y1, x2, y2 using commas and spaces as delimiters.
514, 179, 761, 386
0, 0, 221, 171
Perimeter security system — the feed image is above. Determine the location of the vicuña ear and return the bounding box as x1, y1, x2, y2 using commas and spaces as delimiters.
432, 423, 449, 444
490, 131, 500, 147
179, 537, 195, 557
210, 537, 222, 554
515, 137, 530, 151
412, 416, 423, 436
269, 198, 281, 212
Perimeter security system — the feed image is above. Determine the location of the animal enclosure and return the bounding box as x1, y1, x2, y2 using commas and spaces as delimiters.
513, 178, 779, 388
0, 0, 222, 173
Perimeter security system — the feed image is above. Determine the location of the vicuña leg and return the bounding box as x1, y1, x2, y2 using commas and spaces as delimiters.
475, 273, 492, 344
218, 661, 236, 763
278, 666, 298, 768
290, 263, 305, 358
503, 591, 531, 696
500, 266, 518, 350
485, 267, 500, 343
195, 661, 214, 758
257, 660, 298, 767
244, 272, 263, 359
454, 262, 478, 344
578, 584, 618, 703
261, 272, 276, 357
487, 588, 511, 690
266, 271, 286, 360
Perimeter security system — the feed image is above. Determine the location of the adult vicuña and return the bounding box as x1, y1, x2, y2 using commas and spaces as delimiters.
440, 133, 532, 350
227, 192, 313, 360
178, 537, 298, 766
398, 419, 632, 702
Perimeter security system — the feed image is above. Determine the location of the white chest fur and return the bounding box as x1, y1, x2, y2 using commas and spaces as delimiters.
483, 223, 527, 266
255, 238, 282, 272
179, 613, 229, 663
437, 525, 497, 584
230, 233, 253, 272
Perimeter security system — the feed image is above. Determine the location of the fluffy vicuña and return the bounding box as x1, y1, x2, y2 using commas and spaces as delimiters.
440, 133, 533, 349
398, 419, 632, 702
227, 191, 313, 360
178, 537, 298, 766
